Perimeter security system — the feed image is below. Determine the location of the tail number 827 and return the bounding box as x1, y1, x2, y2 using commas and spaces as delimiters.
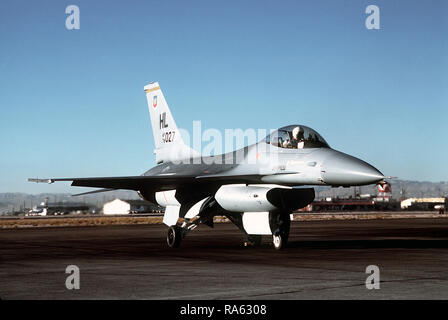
162, 131, 175, 143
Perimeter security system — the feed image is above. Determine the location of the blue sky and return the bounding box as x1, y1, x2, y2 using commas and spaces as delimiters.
0, 0, 447, 193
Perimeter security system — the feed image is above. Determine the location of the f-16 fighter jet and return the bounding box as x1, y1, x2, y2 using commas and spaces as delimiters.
30, 82, 386, 249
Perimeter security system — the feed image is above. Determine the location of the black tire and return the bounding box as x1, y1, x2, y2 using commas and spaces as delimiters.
167, 226, 182, 248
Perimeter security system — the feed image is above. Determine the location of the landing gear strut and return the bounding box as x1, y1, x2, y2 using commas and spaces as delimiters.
166, 215, 206, 248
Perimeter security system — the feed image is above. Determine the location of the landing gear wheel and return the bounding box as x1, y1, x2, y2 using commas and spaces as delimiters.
270, 210, 290, 250
167, 226, 182, 248
273, 234, 284, 250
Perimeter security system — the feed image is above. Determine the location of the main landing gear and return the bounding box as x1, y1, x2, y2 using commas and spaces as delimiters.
166, 210, 292, 250
167, 225, 183, 248
166, 215, 205, 248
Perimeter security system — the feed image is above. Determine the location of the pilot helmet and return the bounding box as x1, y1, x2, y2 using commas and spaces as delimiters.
292, 126, 302, 139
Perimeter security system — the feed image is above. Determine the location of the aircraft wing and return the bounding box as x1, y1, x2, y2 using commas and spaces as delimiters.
28, 173, 263, 192
29, 175, 197, 191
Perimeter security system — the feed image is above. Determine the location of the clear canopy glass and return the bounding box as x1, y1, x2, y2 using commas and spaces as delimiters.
265, 125, 330, 149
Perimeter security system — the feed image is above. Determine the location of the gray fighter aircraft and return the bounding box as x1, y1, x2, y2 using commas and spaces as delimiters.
29, 82, 386, 249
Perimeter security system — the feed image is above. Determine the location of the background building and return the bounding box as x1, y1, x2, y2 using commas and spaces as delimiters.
400, 197, 446, 211
103, 199, 163, 215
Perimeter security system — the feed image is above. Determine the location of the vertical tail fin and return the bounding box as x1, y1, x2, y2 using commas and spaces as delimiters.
144, 82, 198, 164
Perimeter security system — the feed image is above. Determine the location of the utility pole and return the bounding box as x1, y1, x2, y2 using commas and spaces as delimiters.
400, 187, 406, 201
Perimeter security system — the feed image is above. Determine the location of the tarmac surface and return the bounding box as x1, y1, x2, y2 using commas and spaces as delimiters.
1, 218, 448, 299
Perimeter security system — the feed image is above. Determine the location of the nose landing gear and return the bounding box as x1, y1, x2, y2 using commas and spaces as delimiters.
270, 211, 291, 250
272, 234, 282, 249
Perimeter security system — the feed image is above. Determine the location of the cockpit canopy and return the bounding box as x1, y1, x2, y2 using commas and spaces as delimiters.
265, 125, 330, 149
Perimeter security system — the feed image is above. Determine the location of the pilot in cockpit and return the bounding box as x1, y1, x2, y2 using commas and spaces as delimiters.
292, 126, 305, 149
282, 126, 305, 149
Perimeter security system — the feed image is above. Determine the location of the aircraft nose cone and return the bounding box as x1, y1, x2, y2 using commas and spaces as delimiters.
322, 152, 384, 186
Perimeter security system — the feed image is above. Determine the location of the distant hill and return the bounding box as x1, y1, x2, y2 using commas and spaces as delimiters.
1, 180, 447, 214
